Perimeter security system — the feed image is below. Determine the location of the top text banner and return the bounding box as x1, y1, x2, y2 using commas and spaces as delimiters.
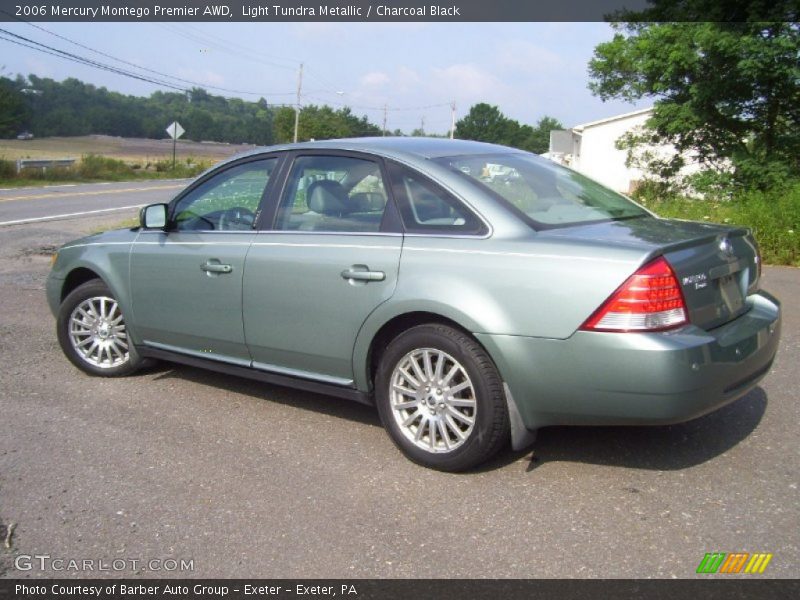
2, 0, 658, 22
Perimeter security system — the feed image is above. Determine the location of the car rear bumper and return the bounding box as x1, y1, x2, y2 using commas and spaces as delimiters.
476, 290, 781, 430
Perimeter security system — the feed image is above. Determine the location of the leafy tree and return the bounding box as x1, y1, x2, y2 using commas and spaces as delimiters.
0, 75, 30, 138
455, 103, 514, 145
455, 103, 563, 154
589, 1, 800, 188
273, 104, 381, 143
523, 116, 564, 154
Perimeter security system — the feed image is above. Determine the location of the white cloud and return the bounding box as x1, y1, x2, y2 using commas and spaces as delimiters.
177, 69, 226, 87
496, 40, 565, 73
395, 66, 422, 91
24, 57, 56, 78
359, 71, 390, 87
430, 63, 510, 101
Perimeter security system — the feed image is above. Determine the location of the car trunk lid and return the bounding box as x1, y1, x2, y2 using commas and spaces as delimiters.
539, 217, 760, 331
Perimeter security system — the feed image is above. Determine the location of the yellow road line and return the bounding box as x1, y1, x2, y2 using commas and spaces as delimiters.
0, 183, 184, 203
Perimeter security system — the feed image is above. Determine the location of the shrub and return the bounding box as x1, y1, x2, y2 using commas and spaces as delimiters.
78, 154, 134, 179
637, 182, 800, 266
0, 158, 16, 179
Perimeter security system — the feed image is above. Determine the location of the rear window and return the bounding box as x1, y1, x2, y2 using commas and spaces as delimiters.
434, 153, 648, 228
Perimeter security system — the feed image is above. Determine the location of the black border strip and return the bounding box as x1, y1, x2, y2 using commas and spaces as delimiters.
3, 0, 795, 23
1, 579, 799, 600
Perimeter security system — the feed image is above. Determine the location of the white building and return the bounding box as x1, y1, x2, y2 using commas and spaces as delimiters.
547, 107, 702, 194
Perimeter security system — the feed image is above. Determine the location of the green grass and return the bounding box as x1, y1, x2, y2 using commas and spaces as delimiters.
0, 177, 87, 188
92, 217, 140, 234
0, 154, 211, 187
638, 184, 800, 266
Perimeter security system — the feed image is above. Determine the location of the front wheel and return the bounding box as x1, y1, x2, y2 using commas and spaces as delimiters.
375, 324, 510, 471
56, 279, 149, 377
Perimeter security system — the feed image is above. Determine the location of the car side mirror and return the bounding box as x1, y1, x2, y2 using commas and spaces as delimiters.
140, 204, 167, 229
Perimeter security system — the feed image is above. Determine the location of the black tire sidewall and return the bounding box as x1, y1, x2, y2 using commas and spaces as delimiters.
56, 279, 143, 377
375, 324, 508, 471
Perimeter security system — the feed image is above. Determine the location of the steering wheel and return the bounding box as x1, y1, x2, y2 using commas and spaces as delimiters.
218, 207, 256, 231
175, 211, 216, 231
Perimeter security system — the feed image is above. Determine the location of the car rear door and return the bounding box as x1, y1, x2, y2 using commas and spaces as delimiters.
242, 152, 402, 386
130, 157, 280, 365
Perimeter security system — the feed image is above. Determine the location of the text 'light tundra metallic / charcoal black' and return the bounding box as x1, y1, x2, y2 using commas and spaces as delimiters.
47, 138, 781, 471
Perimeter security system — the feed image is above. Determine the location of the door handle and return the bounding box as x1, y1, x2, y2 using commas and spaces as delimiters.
341, 266, 385, 282
201, 261, 233, 274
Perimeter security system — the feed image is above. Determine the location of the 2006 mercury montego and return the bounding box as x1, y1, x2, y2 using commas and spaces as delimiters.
47, 138, 781, 471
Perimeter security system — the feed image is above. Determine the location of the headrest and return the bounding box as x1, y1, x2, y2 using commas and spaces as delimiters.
350, 192, 386, 212
307, 180, 349, 216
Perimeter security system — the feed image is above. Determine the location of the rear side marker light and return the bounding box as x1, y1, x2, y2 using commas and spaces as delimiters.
580, 256, 688, 332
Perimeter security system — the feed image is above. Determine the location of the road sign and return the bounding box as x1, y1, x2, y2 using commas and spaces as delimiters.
166, 121, 185, 140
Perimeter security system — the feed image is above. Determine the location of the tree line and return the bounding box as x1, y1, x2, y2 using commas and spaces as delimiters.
0, 75, 382, 145
0, 74, 563, 154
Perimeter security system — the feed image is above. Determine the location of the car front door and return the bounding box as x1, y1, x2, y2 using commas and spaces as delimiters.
130, 157, 279, 365
242, 153, 402, 386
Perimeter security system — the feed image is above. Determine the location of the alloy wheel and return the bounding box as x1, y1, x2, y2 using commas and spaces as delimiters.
389, 348, 477, 453
68, 296, 129, 369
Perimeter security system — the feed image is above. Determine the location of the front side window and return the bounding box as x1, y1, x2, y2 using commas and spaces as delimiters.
172, 158, 277, 231
435, 153, 648, 228
274, 155, 389, 233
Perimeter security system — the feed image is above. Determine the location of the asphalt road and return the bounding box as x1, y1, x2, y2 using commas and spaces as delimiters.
0, 180, 188, 226
0, 187, 797, 579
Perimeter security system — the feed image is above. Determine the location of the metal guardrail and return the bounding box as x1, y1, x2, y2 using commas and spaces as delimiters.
16, 158, 76, 173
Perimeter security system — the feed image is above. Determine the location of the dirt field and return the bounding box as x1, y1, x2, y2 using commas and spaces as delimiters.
0, 135, 258, 163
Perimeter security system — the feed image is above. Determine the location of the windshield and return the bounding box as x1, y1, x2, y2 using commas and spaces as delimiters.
435, 153, 649, 228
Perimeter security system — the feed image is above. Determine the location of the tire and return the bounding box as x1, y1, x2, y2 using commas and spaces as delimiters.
375, 324, 510, 471
56, 279, 149, 377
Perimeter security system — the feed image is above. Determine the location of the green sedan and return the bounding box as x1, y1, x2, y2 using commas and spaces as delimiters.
46, 138, 781, 471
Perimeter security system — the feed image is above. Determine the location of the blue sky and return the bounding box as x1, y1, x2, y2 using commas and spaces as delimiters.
1, 21, 649, 133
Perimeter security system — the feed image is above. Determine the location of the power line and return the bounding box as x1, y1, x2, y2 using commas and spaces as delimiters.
177, 23, 299, 69
0, 29, 188, 91
158, 23, 297, 73
0, 11, 301, 97
15, 19, 292, 97
0, 30, 302, 109
1, 19, 460, 129
157, 23, 454, 114
303, 94, 452, 113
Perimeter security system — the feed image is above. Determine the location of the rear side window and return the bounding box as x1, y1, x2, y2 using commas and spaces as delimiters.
388, 163, 486, 235
435, 153, 648, 229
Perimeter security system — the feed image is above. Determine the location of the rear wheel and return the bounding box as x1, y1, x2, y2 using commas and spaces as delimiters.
57, 279, 149, 377
375, 324, 509, 471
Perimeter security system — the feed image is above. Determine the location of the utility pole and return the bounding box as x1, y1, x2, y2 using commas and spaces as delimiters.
172, 118, 177, 170
420, 116, 425, 135
382, 104, 388, 136
293, 62, 304, 143
450, 101, 456, 139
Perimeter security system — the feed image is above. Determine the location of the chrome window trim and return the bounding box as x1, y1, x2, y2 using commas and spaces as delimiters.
253, 230, 403, 238
136, 229, 256, 235
402, 231, 492, 240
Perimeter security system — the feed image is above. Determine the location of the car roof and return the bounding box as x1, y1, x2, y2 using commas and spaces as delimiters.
233, 137, 527, 163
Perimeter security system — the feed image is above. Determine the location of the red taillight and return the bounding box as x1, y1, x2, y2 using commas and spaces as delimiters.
580, 256, 688, 332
